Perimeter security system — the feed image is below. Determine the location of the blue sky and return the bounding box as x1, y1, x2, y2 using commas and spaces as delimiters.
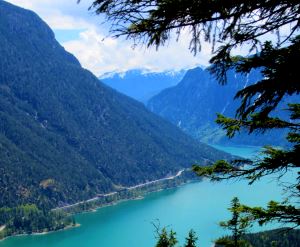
53, 29, 86, 43
6, 0, 210, 76
6, 1, 288, 77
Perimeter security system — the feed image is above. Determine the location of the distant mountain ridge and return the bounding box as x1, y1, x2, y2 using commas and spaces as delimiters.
148, 67, 288, 146
0, 1, 231, 209
101, 69, 185, 103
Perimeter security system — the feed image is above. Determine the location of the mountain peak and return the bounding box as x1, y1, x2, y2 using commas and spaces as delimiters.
101, 69, 186, 103
0, 1, 231, 209
147, 67, 287, 145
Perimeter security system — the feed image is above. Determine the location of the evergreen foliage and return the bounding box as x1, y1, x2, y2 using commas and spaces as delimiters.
0, 0, 231, 211
215, 197, 251, 247
196, 38, 300, 225
153, 226, 300, 247
84, 0, 300, 58
242, 228, 300, 247
0, 204, 74, 239
147, 67, 290, 146
155, 228, 178, 247
154, 228, 198, 247
0, 0, 234, 236
184, 229, 198, 247
86, 0, 300, 236
215, 228, 300, 247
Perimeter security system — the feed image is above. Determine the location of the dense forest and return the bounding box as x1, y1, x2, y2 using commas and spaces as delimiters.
154, 227, 300, 247
0, 204, 74, 239
0, 0, 235, 236
89, 0, 300, 246
214, 228, 300, 247
0, 0, 232, 209
147, 67, 292, 146
243, 228, 300, 247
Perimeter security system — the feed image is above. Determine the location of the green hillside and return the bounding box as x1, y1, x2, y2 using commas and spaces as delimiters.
148, 67, 289, 146
0, 0, 232, 210
215, 228, 300, 247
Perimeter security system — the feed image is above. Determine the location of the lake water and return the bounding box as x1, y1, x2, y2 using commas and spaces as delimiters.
0, 145, 288, 247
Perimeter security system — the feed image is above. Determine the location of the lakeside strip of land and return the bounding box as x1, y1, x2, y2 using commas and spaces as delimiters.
0, 169, 190, 242
0, 224, 80, 242
53, 169, 185, 211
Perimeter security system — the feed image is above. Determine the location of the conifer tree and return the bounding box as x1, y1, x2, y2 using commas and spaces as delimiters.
184, 229, 198, 247
215, 198, 251, 247
83, 0, 300, 229
155, 228, 178, 247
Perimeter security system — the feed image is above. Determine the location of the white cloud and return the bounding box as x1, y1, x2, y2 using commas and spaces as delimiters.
6, 0, 297, 76
64, 28, 211, 76
7, 0, 95, 30
5, 0, 212, 75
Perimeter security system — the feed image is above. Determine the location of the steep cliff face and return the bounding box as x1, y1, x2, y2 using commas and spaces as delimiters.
148, 67, 288, 145
0, 1, 231, 208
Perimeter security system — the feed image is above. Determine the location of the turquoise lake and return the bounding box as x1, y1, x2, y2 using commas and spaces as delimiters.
0, 145, 288, 247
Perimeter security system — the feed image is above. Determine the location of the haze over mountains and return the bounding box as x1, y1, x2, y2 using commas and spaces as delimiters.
103, 66, 288, 146
147, 67, 288, 146
101, 69, 185, 103
0, 1, 232, 209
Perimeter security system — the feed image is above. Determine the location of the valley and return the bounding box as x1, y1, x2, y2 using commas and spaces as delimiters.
0, 1, 298, 246
0, 145, 287, 247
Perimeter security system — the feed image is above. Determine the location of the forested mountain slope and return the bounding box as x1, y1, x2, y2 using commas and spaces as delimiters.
148, 67, 289, 145
0, 1, 231, 209
215, 228, 300, 247
244, 228, 300, 247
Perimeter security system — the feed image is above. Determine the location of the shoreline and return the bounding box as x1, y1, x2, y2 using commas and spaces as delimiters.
0, 223, 80, 242
71, 179, 199, 216
53, 169, 186, 211
0, 180, 195, 242
72, 171, 194, 216
0, 169, 196, 243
